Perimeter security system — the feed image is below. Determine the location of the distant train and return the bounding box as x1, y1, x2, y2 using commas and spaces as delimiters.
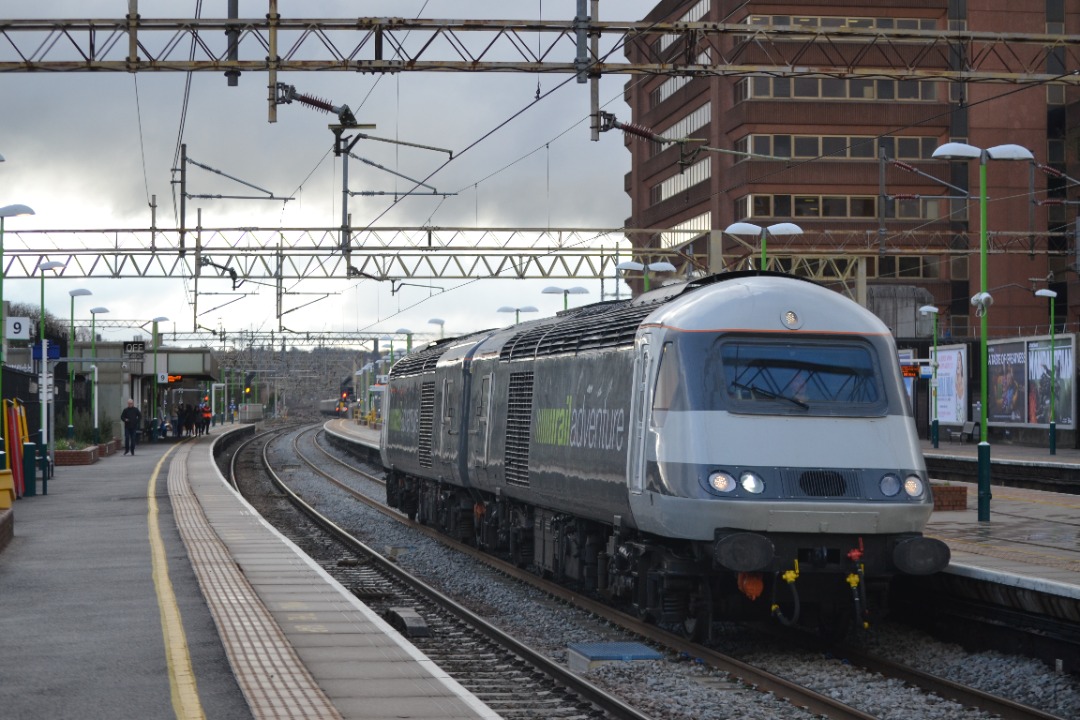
318, 398, 352, 417
378, 271, 950, 635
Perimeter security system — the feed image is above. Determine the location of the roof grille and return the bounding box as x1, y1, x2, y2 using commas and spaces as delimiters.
500, 301, 652, 361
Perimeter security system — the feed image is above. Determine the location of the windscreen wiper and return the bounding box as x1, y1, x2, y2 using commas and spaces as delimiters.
730, 381, 809, 410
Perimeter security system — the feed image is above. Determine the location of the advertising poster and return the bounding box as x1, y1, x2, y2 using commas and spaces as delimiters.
987, 341, 1027, 424
931, 345, 968, 425
1027, 336, 1074, 427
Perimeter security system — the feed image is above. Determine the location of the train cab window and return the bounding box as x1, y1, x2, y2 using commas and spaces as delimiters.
652, 342, 685, 427
714, 338, 888, 416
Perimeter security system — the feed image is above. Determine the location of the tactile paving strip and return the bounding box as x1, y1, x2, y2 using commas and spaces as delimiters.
167, 444, 343, 720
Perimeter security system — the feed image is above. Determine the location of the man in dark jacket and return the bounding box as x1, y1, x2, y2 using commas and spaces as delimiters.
121, 399, 141, 456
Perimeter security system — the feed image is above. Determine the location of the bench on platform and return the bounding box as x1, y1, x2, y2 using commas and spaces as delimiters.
948, 421, 978, 443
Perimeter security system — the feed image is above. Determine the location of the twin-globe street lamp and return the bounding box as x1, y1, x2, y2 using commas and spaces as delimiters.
67, 288, 92, 440
498, 305, 538, 324
919, 305, 940, 449
1035, 288, 1058, 455
615, 261, 676, 292
931, 141, 1034, 522
723, 222, 804, 269
542, 285, 589, 311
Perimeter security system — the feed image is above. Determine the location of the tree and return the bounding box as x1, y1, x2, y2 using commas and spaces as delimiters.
6, 302, 67, 345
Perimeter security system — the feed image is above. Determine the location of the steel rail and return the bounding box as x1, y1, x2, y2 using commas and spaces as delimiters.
300, 424, 879, 720
270, 425, 655, 720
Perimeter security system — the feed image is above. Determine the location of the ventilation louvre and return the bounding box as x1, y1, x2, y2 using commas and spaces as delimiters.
504, 371, 534, 486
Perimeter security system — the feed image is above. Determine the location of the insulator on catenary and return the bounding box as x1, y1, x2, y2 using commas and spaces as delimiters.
616, 121, 660, 141
292, 92, 335, 114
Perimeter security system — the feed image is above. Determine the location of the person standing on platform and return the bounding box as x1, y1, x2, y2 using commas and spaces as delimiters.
121, 399, 142, 456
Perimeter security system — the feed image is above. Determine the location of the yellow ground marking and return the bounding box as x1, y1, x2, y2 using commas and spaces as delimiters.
147, 444, 206, 720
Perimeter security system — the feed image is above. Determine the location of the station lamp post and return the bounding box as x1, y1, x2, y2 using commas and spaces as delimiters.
38, 261, 64, 466
1036, 288, 1058, 455
380, 335, 395, 366
919, 305, 940, 448
89, 307, 108, 442
0, 203, 36, 428
151, 316, 168, 440
497, 305, 538, 324
396, 328, 413, 354
723, 222, 803, 270
542, 285, 589, 311
615, 261, 677, 292
67, 288, 91, 440
932, 141, 1034, 522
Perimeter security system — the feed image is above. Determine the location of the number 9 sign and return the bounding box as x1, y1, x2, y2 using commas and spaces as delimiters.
6, 317, 31, 340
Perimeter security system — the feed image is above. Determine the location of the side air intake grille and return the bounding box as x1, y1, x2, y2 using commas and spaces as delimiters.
417, 382, 435, 468
504, 371, 534, 486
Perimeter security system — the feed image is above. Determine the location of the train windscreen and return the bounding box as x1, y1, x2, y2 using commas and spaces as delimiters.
653, 334, 891, 418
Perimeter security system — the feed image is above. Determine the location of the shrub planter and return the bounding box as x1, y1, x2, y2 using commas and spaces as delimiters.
54, 447, 99, 466
97, 439, 120, 457
932, 483, 968, 512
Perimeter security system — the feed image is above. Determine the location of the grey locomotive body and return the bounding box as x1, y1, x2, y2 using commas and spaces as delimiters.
380, 272, 949, 631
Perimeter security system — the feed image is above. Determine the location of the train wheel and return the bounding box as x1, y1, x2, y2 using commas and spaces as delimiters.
682, 583, 713, 642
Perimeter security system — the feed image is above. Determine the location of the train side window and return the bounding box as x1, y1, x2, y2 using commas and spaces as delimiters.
442, 378, 455, 430
475, 375, 490, 427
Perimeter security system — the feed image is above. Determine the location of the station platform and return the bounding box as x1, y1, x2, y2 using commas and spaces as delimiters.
921, 438, 1080, 603
0, 425, 496, 720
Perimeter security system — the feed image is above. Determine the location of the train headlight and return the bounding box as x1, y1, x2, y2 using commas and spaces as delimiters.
879, 473, 902, 497
739, 471, 765, 494
708, 471, 737, 493
903, 474, 925, 498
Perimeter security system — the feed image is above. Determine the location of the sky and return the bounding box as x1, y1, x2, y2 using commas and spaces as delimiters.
0, 1, 660, 348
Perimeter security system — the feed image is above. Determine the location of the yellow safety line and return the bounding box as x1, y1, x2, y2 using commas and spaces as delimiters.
147, 444, 206, 720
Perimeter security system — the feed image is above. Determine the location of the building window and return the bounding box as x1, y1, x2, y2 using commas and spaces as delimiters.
746, 14, 935, 32
734, 134, 939, 162
735, 76, 935, 103
656, 0, 711, 53
650, 158, 711, 205
649, 103, 712, 157
649, 51, 711, 108
879, 256, 939, 279
894, 197, 945, 220
660, 212, 712, 249
738, 194, 878, 220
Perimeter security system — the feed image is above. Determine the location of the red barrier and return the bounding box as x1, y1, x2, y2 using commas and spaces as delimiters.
7, 403, 24, 498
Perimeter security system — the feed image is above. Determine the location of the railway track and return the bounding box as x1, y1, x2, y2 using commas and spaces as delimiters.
232, 425, 650, 720
298, 422, 1072, 720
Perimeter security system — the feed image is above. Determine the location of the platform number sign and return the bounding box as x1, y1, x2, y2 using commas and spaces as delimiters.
6, 317, 30, 340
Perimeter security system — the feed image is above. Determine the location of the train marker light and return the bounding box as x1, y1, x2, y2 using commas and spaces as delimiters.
903, 475, 925, 498
879, 474, 902, 497
708, 471, 736, 493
